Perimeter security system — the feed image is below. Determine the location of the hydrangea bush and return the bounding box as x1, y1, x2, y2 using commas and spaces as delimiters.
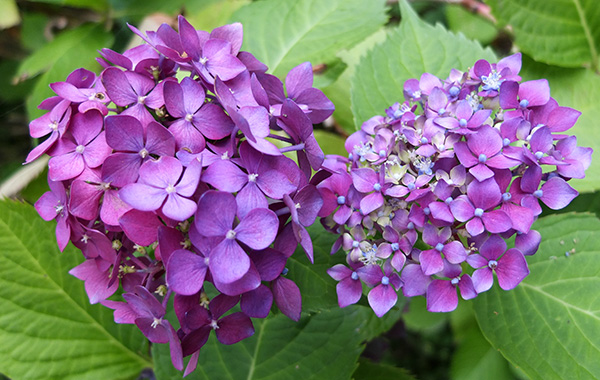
29, 16, 333, 374
320, 53, 592, 316
3, 0, 598, 379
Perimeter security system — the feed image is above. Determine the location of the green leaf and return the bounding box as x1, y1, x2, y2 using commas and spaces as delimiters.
187, 0, 251, 32
313, 130, 348, 157
16, 24, 108, 82
26, 0, 108, 11
322, 28, 387, 133
284, 224, 343, 312
24, 24, 113, 119
445, 5, 498, 45
473, 213, 600, 380
352, 358, 416, 380
520, 57, 600, 193
230, 0, 388, 78
0, 201, 150, 380
450, 304, 514, 380
351, 0, 496, 127
486, 0, 600, 70
402, 296, 448, 332
153, 305, 396, 380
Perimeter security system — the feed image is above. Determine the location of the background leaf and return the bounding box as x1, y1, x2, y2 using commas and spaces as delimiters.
230, 0, 388, 78
153, 305, 400, 380
352, 358, 416, 380
22, 24, 113, 119
486, 0, 600, 70
445, 4, 498, 45
450, 303, 515, 380
473, 213, 600, 380
322, 28, 387, 133
351, 0, 496, 127
0, 201, 150, 380
520, 57, 600, 192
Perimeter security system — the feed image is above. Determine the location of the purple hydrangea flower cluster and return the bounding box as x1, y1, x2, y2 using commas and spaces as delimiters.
320, 53, 592, 316
29, 16, 333, 374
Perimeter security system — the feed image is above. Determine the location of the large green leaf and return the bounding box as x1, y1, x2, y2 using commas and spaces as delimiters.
153, 305, 399, 380
352, 358, 416, 380
450, 303, 514, 380
284, 224, 343, 312
473, 213, 600, 380
322, 28, 387, 134
230, 0, 388, 78
351, 0, 496, 127
486, 0, 600, 70
20, 24, 113, 119
0, 201, 150, 380
445, 4, 498, 45
520, 57, 600, 192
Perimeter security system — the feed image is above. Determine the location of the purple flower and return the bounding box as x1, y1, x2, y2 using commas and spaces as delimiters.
123, 286, 183, 371
102, 115, 175, 186
48, 110, 111, 181
328, 259, 379, 308
450, 178, 512, 236
367, 261, 402, 317
420, 224, 467, 275
194, 191, 278, 285
101, 67, 164, 126
35, 178, 71, 251
119, 156, 201, 221
426, 263, 476, 312
454, 126, 520, 181
163, 77, 234, 152
467, 235, 529, 293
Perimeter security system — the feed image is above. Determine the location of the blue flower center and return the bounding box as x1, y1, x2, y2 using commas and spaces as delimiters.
373, 183, 382, 192
407, 183, 416, 190
481, 71, 502, 91
337, 195, 346, 205
420, 137, 428, 144
423, 207, 430, 215
351, 271, 359, 281
459, 118, 468, 127
391, 243, 399, 251
445, 196, 453, 204
502, 192, 512, 202
352, 240, 360, 248
488, 260, 498, 270
478, 154, 487, 163
449, 86, 460, 97
379, 149, 387, 157
519, 99, 529, 108
534, 151, 544, 160
435, 243, 444, 252
534, 189, 543, 198
474, 208, 484, 217
503, 138, 511, 147
438, 108, 446, 116
381, 276, 390, 285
